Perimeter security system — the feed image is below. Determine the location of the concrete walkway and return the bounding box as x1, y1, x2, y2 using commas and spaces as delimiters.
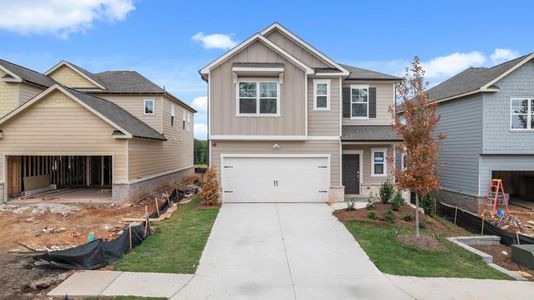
48, 270, 193, 298
173, 203, 411, 300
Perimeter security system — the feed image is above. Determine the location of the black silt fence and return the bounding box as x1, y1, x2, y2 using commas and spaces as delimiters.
437, 202, 534, 246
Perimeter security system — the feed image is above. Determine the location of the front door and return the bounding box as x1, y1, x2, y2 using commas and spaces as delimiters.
342, 154, 360, 194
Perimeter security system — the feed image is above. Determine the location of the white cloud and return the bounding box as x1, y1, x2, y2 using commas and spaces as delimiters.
192, 32, 237, 50
194, 123, 207, 139
421, 51, 486, 78
0, 0, 135, 37
490, 48, 520, 65
192, 96, 207, 113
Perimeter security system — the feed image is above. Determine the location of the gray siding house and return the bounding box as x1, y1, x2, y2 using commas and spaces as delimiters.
425, 53, 534, 213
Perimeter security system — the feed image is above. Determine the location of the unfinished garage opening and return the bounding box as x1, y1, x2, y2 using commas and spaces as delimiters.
492, 171, 534, 210
7, 155, 112, 202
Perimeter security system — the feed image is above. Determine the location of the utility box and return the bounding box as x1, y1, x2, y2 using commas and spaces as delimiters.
512, 244, 534, 269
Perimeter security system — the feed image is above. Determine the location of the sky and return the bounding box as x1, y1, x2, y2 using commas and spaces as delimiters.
1, 0, 534, 140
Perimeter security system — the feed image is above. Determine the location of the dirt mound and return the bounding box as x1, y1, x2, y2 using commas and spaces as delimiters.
396, 234, 448, 252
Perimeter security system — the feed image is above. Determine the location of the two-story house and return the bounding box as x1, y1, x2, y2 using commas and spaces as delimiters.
0, 59, 195, 204
200, 23, 402, 203
425, 53, 534, 213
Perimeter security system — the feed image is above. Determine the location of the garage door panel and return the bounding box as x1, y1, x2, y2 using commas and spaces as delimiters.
222, 156, 329, 203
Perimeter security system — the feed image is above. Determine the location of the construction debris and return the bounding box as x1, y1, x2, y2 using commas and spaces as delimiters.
491, 214, 529, 233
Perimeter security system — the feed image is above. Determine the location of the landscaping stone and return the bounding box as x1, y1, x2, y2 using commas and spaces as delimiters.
512, 244, 534, 269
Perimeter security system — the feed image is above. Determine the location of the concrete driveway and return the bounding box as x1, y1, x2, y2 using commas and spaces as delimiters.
173, 203, 411, 300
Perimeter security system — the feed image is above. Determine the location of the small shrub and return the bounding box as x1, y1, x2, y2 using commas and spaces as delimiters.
366, 197, 375, 210
390, 191, 404, 211
420, 193, 436, 217
367, 211, 377, 220
384, 208, 395, 224
379, 181, 395, 203
200, 166, 220, 206
345, 198, 356, 211
403, 214, 413, 222
419, 220, 427, 229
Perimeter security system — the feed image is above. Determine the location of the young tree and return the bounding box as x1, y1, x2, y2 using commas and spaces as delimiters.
393, 56, 446, 236
201, 166, 220, 206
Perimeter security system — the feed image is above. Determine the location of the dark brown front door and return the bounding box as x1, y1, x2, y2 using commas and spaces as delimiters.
343, 154, 360, 194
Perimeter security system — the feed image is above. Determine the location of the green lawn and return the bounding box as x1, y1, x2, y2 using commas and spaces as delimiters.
114, 195, 219, 273
343, 220, 512, 280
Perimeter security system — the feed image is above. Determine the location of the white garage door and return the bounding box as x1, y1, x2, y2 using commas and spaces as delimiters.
221, 156, 329, 203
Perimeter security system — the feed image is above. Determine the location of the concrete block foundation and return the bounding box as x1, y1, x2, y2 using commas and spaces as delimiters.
433, 189, 485, 214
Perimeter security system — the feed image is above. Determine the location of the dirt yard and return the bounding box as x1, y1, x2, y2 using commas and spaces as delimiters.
472, 244, 534, 281
0, 195, 164, 299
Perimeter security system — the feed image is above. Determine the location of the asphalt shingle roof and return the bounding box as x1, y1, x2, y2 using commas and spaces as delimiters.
0, 59, 55, 87
65, 87, 167, 140
62, 61, 106, 88
91, 71, 167, 94
342, 125, 402, 141
426, 54, 531, 101
339, 63, 402, 81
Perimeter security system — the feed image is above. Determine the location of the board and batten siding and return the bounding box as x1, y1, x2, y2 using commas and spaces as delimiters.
307, 77, 341, 136
0, 69, 19, 117
436, 94, 483, 196
48, 65, 99, 89
210, 140, 341, 186
18, 83, 45, 105
482, 60, 534, 154
264, 29, 331, 68
342, 81, 395, 126
99, 95, 163, 133
126, 97, 194, 181
0, 90, 128, 184
209, 40, 306, 136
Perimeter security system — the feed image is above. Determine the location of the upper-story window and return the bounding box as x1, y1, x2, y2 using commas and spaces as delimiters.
511, 98, 534, 130
237, 80, 279, 116
350, 85, 368, 119
314, 79, 330, 110
371, 148, 387, 176
144, 99, 155, 115
171, 105, 176, 127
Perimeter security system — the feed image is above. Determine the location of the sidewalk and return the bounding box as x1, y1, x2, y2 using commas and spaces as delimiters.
48, 270, 193, 298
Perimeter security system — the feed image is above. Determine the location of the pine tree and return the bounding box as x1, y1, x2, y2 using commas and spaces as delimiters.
201, 166, 220, 206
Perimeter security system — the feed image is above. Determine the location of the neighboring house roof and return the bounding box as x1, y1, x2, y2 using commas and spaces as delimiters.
0, 84, 167, 141
0, 59, 55, 87
426, 53, 534, 102
340, 64, 402, 81
341, 125, 402, 141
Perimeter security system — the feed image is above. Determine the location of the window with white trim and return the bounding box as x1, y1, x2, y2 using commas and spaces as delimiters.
182, 110, 187, 130
144, 99, 155, 115
350, 85, 368, 118
186, 112, 192, 131
511, 98, 534, 130
314, 79, 330, 110
171, 105, 176, 127
237, 80, 278, 115
371, 148, 387, 176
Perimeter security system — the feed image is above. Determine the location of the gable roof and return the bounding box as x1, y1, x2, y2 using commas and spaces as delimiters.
0, 84, 167, 141
427, 53, 534, 102
45, 61, 106, 89
0, 59, 55, 87
340, 64, 402, 81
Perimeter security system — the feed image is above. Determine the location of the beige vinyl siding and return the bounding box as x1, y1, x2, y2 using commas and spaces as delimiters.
18, 83, 45, 105
127, 97, 193, 181
48, 65, 99, 89
0, 90, 127, 184
99, 95, 163, 133
0, 70, 19, 117
264, 29, 331, 68
210, 40, 306, 136
210, 140, 341, 186
307, 77, 341, 136
343, 144, 395, 186
342, 81, 395, 126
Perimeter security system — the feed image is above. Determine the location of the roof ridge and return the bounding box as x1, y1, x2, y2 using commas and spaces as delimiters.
0, 58, 46, 76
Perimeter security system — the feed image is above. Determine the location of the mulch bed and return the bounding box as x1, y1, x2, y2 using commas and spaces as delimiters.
396, 234, 448, 252
473, 244, 534, 281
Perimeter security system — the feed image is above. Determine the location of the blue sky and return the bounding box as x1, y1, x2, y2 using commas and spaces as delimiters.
1, 0, 534, 139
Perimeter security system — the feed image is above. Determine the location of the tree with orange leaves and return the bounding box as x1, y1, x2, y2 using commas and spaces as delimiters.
393, 57, 446, 236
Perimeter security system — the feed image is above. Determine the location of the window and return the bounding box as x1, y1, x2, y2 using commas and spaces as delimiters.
237, 80, 279, 115
314, 79, 330, 110
186, 112, 192, 131
144, 99, 155, 115
371, 148, 387, 176
350, 85, 368, 118
182, 110, 186, 130
401, 152, 407, 171
171, 105, 176, 127
511, 98, 534, 130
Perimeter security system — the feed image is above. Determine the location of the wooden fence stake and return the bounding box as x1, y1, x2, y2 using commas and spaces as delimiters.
128, 225, 133, 252
454, 206, 458, 225
144, 205, 149, 238
481, 216, 485, 235
516, 231, 521, 245
154, 197, 160, 217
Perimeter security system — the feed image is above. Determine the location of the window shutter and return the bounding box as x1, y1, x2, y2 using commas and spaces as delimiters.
369, 87, 377, 118
342, 87, 350, 118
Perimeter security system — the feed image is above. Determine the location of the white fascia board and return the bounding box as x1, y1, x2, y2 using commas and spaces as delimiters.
481, 53, 534, 90
0, 65, 22, 82
260, 23, 350, 76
